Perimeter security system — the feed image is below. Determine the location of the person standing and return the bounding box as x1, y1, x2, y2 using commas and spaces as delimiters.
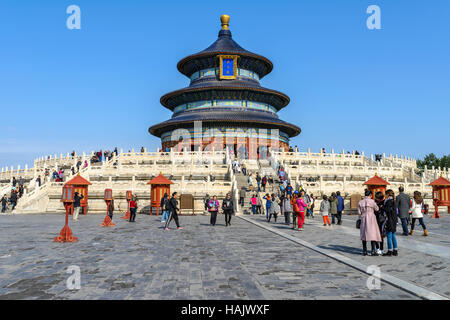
396, 186, 411, 236
247, 174, 253, 191
73, 192, 84, 221
160, 193, 170, 223
410, 191, 428, 236
374, 191, 386, 255
261, 176, 267, 192
204, 194, 210, 214
250, 194, 257, 215
108, 198, 114, 220
295, 191, 307, 231
268, 194, 280, 222
329, 193, 338, 224
336, 191, 344, 225
239, 188, 246, 207
36, 175, 41, 188
1, 194, 7, 213
282, 193, 293, 225
165, 192, 182, 229
308, 193, 315, 219
263, 193, 272, 221
320, 195, 331, 226
208, 195, 220, 226
383, 189, 398, 256
129, 197, 137, 222
10, 191, 17, 210
12, 177, 17, 187
358, 190, 381, 256
222, 193, 234, 226
256, 173, 261, 192
256, 193, 262, 215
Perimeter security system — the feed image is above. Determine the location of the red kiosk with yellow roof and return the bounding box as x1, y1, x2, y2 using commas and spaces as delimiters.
147, 173, 173, 216
429, 175, 450, 219
65, 173, 92, 215
363, 174, 390, 198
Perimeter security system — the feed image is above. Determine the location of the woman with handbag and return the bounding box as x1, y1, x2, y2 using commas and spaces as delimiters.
208, 195, 220, 226
358, 190, 381, 256
410, 191, 428, 236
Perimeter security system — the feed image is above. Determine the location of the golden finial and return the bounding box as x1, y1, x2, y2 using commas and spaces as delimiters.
221, 14, 230, 30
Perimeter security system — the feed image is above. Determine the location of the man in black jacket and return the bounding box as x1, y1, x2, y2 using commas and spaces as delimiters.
73, 192, 84, 221
10, 191, 17, 210
165, 192, 182, 230
222, 193, 234, 226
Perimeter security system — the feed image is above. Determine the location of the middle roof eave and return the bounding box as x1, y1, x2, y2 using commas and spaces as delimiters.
160, 85, 290, 111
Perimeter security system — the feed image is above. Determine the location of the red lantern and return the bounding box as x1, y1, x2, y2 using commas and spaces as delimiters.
54, 184, 78, 242
429, 176, 450, 219
65, 173, 92, 215
100, 188, 115, 227
121, 190, 132, 220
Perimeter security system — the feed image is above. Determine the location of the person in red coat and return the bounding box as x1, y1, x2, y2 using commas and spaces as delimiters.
129, 197, 137, 222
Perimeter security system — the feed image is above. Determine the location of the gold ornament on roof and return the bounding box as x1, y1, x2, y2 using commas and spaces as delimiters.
221, 14, 230, 30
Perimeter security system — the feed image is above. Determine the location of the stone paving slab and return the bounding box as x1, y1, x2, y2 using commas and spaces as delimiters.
246, 214, 450, 298
0, 213, 418, 299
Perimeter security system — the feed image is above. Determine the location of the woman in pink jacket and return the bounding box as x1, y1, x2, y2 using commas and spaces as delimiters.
296, 191, 307, 230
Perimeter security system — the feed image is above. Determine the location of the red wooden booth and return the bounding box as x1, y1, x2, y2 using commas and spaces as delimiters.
65, 173, 92, 215
147, 173, 173, 215
429, 176, 450, 219
364, 174, 390, 198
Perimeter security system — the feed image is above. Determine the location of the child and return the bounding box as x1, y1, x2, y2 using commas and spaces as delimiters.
320, 195, 331, 227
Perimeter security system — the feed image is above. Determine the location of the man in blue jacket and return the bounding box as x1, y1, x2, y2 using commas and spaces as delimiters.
336, 191, 344, 225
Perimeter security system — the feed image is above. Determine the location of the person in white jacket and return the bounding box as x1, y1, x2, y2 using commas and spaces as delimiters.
410, 191, 428, 236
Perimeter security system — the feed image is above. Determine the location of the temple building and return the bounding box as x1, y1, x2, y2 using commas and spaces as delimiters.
149, 14, 301, 155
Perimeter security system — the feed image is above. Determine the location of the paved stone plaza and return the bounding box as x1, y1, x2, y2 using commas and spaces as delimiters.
0, 211, 449, 300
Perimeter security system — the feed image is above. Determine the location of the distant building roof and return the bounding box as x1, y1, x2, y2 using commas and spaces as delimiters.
65, 173, 92, 186
147, 173, 174, 185
429, 176, 450, 186
364, 175, 390, 186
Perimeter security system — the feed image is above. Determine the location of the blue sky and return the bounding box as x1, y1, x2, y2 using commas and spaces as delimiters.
0, 0, 449, 168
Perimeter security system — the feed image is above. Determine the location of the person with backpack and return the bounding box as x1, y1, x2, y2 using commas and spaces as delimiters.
222, 193, 234, 226
329, 193, 338, 224
165, 192, 182, 230
261, 176, 267, 192
336, 191, 344, 225
320, 194, 331, 227
263, 193, 272, 221
383, 189, 398, 256
256, 173, 261, 192
268, 194, 280, 222
294, 191, 307, 231
160, 193, 170, 223
208, 195, 220, 226
282, 193, 293, 225
410, 191, 428, 236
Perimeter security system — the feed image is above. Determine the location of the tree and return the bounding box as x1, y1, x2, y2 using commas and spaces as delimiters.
417, 153, 450, 170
